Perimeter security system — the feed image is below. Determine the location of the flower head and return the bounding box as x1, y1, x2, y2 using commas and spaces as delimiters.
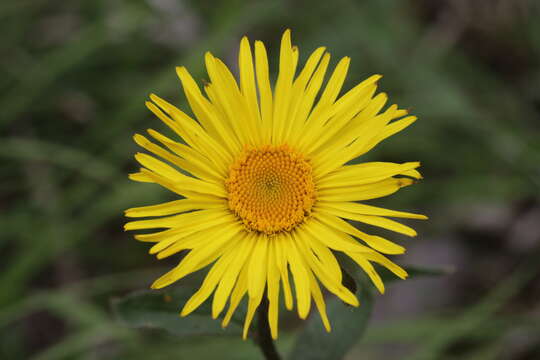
125, 30, 426, 339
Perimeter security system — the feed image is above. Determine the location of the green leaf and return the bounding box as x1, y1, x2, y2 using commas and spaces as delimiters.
288, 291, 373, 360
112, 286, 243, 337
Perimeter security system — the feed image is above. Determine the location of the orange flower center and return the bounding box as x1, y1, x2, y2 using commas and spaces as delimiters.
226, 145, 316, 234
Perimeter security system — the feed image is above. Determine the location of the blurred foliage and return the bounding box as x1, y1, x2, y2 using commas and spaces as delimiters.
1, 0, 540, 359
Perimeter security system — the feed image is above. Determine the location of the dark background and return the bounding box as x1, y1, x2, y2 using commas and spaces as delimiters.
1, 0, 539, 359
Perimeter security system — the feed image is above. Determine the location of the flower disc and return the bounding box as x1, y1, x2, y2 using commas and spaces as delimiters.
226, 145, 316, 234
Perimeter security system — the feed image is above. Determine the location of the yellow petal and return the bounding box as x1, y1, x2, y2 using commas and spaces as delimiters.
274, 234, 294, 310
364, 116, 418, 152
318, 161, 420, 186
266, 239, 281, 339
133, 133, 222, 182
247, 234, 269, 300
146, 129, 228, 179
131, 168, 217, 201
309, 272, 331, 332
362, 251, 408, 279
176, 66, 241, 155
284, 46, 326, 144
125, 198, 224, 218
313, 211, 405, 255
181, 245, 238, 317
254, 40, 273, 144
307, 236, 343, 282
154, 220, 239, 259
125, 207, 224, 232
151, 224, 243, 289
316, 56, 350, 110
305, 83, 377, 155
222, 262, 249, 328
347, 252, 386, 294
291, 53, 331, 149
338, 211, 418, 237
317, 201, 427, 220
345, 111, 414, 161
284, 233, 312, 319
128, 170, 153, 183
273, 29, 297, 144
134, 152, 227, 198
214, 57, 260, 146
212, 233, 254, 318
301, 216, 372, 254
239, 36, 262, 145
317, 177, 414, 202
295, 226, 359, 306
204, 53, 252, 146
242, 289, 264, 340
149, 94, 232, 169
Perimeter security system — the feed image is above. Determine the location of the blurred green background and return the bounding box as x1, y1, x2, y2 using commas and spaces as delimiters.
2, 0, 540, 359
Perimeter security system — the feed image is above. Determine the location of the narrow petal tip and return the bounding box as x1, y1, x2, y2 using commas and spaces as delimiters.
204, 51, 215, 62
124, 209, 135, 218
282, 28, 291, 39
325, 324, 332, 333
149, 93, 161, 103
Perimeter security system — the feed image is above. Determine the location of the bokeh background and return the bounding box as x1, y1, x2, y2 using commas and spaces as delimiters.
2, 0, 540, 359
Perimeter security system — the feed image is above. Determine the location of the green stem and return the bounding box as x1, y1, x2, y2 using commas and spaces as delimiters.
256, 297, 281, 360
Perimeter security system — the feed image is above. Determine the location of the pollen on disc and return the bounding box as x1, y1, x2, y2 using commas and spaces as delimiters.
226, 145, 316, 234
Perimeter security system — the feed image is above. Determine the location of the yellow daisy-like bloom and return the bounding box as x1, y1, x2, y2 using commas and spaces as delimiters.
125, 30, 426, 340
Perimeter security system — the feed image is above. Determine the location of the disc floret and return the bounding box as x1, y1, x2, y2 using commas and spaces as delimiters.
226, 145, 316, 234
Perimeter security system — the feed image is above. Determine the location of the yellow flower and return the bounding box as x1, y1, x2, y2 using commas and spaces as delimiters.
125, 30, 426, 339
